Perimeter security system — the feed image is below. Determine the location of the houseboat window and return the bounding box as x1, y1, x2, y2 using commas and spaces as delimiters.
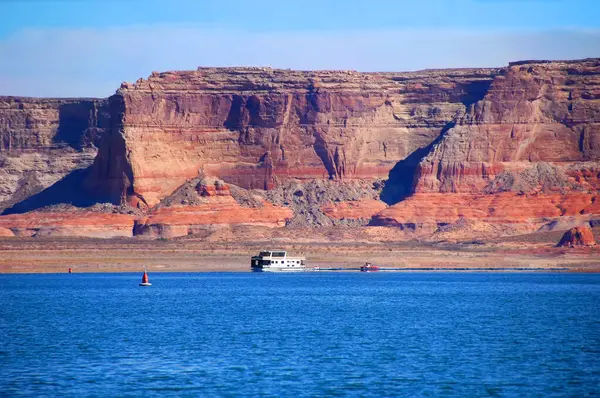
272, 252, 286, 257
259, 251, 271, 257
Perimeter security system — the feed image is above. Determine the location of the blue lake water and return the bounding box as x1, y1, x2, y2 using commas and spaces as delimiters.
1, 272, 599, 397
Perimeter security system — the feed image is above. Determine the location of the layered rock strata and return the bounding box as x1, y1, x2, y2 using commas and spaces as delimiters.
0, 179, 291, 238
415, 59, 600, 194
376, 59, 600, 233
86, 67, 500, 207
0, 212, 136, 238
0, 97, 109, 211
557, 226, 597, 247
133, 178, 292, 238
372, 192, 599, 233
1, 59, 598, 240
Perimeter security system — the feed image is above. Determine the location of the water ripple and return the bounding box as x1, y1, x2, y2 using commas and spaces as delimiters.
0, 272, 599, 396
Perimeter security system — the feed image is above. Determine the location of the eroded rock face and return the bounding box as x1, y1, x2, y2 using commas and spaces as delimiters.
415, 59, 600, 194
132, 177, 293, 238
134, 200, 292, 239
0, 97, 109, 212
0, 179, 293, 239
87, 67, 499, 207
0, 212, 136, 238
1, 59, 599, 240
196, 177, 231, 197
376, 59, 600, 234
372, 192, 600, 237
557, 226, 597, 247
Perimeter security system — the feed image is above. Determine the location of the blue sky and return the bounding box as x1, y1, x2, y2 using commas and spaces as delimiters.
1, 0, 599, 97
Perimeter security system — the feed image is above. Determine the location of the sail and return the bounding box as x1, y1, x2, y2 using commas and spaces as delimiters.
141, 271, 149, 284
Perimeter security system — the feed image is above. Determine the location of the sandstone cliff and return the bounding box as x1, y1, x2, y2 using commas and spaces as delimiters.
557, 226, 597, 247
415, 59, 600, 194
86, 67, 499, 208
1, 59, 598, 240
373, 59, 600, 236
0, 97, 109, 212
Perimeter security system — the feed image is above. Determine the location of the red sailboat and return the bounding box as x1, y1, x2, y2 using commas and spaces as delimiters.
139, 269, 152, 286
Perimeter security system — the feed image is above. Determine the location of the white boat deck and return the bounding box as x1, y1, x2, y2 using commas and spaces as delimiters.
251, 250, 307, 272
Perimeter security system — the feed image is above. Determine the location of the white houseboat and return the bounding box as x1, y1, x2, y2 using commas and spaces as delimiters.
251, 250, 307, 272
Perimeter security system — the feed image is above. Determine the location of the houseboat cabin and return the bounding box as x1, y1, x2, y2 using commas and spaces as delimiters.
251, 251, 307, 272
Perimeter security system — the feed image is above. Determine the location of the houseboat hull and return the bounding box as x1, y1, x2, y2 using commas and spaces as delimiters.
252, 266, 307, 272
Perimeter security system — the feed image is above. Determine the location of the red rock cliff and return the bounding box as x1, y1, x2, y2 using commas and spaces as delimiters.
87, 67, 499, 207
1, 59, 598, 240
415, 58, 600, 194
373, 59, 600, 235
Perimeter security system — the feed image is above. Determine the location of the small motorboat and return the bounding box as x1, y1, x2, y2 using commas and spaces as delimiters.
139, 270, 152, 286
360, 262, 380, 272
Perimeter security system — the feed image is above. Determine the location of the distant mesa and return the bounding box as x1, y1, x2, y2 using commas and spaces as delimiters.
0, 58, 599, 240
556, 226, 597, 248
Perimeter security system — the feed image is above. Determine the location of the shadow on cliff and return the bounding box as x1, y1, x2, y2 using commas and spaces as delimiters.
55, 103, 92, 149
2, 167, 100, 215
380, 122, 455, 205
460, 80, 493, 108
54, 101, 107, 150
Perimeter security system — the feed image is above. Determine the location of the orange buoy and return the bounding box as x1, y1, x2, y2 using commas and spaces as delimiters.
139, 269, 152, 286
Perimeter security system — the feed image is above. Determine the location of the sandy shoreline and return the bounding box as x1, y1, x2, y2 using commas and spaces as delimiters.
2, 237, 599, 274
